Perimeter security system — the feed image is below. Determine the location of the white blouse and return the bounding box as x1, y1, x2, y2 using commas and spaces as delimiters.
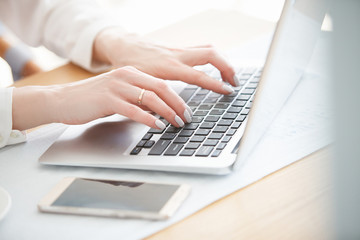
0, 0, 120, 148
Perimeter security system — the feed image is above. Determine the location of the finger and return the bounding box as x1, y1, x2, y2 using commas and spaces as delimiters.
114, 100, 167, 130
170, 65, 235, 95
178, 48, 238, 87
139, 89, 185, 127
130, 75, 193, 123
114, 82, 185, 128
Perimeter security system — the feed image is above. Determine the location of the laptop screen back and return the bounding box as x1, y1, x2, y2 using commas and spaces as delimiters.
234, 0, 328, 169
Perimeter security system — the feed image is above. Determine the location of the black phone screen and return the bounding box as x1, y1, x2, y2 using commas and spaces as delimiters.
52, 178, 180, 212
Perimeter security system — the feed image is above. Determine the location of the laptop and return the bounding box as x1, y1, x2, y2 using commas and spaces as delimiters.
39, 0, 328, 175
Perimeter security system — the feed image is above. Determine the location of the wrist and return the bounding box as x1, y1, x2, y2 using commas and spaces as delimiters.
12, 86, 59, 130
93, 27, 139, 66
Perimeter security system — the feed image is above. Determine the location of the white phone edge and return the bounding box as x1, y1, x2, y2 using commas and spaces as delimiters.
38, 177, 191, 221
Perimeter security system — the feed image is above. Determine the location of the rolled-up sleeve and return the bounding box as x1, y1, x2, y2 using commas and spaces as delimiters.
0, 87, 26, 148
0, 0, 123, 72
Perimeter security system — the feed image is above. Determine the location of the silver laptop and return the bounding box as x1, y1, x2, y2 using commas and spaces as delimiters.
39, 0, 328, 174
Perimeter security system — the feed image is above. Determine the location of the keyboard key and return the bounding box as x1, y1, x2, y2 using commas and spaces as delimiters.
165, 126, 181, 133
200, 122, 215, 129
180, 149, 195, 156
226, 129, 237, 136
130, 147, 142, 155
241, 109, 250, 115
250, 77, 260, 83
198, 104, 213, 110
194, 110, 209, 116
189, 100, 201, 106
195, 146, 214, 157
148, 140, 171, 155
178, 130, 194, 137
160, 118, 170, 126
246, 83, 258, 89
203, 98, 217, 103
179, 88, 197, 102
211, 150, 222, 157
173, 137, 189, 144
213, 126, 228, 133
203, 139, 219, 146
218, 119, 233, 126
183, 123, 199, 130
192, 95, 207, 100
208, 133, 223, 139
148, 128, 165, 134
164, 144, 184, 156
227, 91, 239, 97
231, 122, 242, 129
195, 129, 211, 135
216, 143, 227, 150
161, 133, 177, 140
246, 102, 253, 109
239, 75, 251, 81
237, 94, 251, 101
219, 96, 235, 102
236, 115, 246, 122
190, 136, 206, 142
185, 142, 201, 149
243, 67, 256, 75
143, 140, 155, 148
205, 116, 220, 122
136, 140, 147, 147
227, 107, 242, 113
142, 133, 153, 140
209, 109, 225, 115
192, 116, 204, 123
232, 100, 247, 107
208, 92, 221, 98
214, 103, 229, 109
222, 113, 238, 119
222, 136, 232, 142
242, 88, 255, 95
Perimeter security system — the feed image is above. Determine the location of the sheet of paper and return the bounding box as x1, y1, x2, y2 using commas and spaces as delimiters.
0, 33, 332, 239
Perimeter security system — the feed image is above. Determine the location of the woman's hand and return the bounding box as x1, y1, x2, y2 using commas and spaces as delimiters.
12, 67, 192, 130
93, 28, 239, 94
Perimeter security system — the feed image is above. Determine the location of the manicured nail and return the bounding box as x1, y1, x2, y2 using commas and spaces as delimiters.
222, 84, 234, 94
175, 115, 185, 127
184, 109, 192, 123
234, 75, 240, 87
155, 119, 166, 130
186, 105, 193, 117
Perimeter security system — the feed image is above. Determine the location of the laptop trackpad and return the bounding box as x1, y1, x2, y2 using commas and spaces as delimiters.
41, 115, 147, 159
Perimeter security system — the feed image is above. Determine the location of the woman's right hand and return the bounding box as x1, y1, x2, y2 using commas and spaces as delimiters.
12, 66, 193, 131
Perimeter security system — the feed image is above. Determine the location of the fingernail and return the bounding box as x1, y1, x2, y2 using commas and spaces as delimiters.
234, 75, 240, 87
222, 84, 234, 94
184, 109, 192, 123
175, 115, 185, 127
155, 119, 166, 130
186, 105, 193, 117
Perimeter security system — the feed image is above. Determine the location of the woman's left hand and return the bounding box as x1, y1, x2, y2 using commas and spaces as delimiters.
93, 27, 240, 95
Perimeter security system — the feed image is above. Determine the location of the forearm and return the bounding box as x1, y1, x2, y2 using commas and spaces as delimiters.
12, 86, 57, 130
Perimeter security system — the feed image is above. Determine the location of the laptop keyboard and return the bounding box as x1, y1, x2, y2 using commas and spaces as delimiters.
130, 67, 262, 157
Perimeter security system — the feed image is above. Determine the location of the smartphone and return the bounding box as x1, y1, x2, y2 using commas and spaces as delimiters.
38, 177, 191, 220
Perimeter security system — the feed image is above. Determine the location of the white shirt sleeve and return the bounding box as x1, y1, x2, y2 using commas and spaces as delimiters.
0, 87, 26, 148
0, 0, 123, 72
0, 0, 125, 148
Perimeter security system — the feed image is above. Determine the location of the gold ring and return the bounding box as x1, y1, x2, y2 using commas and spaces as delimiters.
137, 88, 146, 105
